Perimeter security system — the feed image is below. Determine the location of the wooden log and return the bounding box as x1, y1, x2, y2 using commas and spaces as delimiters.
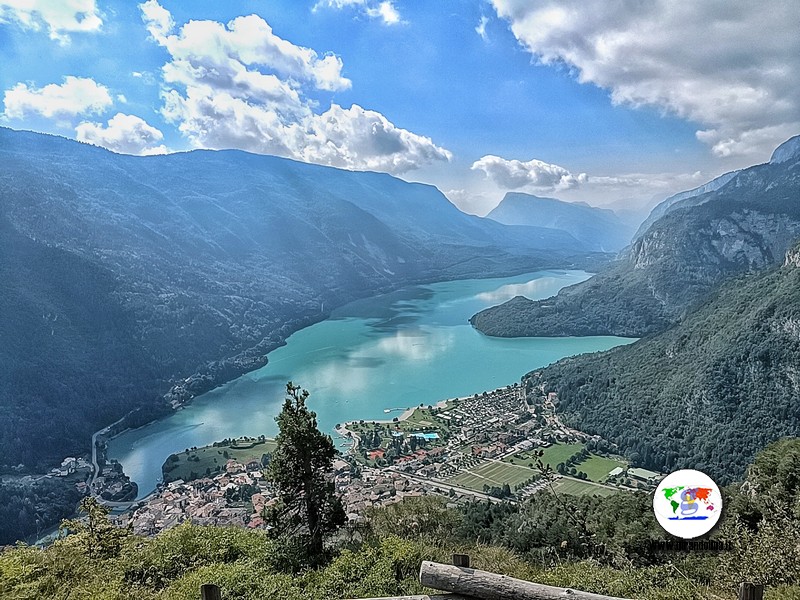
419, 561, 633, 600
344, 595, 474, 600
345, 596, 431, 600
738, 583, 764, 600
200, 583, 222, 600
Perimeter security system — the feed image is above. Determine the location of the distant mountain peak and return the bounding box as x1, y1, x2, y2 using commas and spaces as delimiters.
486, 191, 633, 252
770, 134, 800, 164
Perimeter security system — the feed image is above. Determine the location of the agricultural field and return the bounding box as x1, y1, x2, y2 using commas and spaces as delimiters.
503, 442, 584, 468
503, 443, 626, 484
579, 454, 626, 482
551, 477, 619, 497
162, 437, 277, 483
446, 460, 538, 492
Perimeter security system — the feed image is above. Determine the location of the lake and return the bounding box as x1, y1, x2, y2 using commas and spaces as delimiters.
108, 270, 634, 498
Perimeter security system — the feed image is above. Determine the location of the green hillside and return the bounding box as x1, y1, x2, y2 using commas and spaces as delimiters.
529, 252, 800, 483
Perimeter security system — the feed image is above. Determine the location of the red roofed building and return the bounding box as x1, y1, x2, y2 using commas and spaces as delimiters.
367, 449, 385, 461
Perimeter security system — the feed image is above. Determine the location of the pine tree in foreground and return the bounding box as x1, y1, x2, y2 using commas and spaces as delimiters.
266, 382, 346, 563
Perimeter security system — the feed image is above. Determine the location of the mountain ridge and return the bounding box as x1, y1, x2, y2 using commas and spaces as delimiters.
0, 127, 605, 471
470, 135, 800, 338
486, 191, 634, 252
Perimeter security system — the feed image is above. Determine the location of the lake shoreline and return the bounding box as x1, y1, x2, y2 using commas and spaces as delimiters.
107, 269, 632, 500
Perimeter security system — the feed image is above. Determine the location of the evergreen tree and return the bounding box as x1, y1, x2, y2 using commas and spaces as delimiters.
59, 497, 131, 559
267, 382, 346, 560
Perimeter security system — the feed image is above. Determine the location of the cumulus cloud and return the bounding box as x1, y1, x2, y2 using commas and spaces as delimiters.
76, 113, 168, 155
139, 0, 172, 42
315, 0, 403, 26
2, 76, 112, 120
142, 0, 448, 173
0, 0, 102, 43
472, 155, 587, 191
141, 2, 350, 92
490, 0, 800, 161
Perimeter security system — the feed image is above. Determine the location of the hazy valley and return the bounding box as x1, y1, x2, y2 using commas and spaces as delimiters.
3, 2, 800, 597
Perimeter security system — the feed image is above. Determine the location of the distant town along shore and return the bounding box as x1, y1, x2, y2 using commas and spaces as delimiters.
119, 384, 664, 536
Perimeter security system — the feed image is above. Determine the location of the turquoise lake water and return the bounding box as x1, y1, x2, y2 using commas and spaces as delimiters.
108, 270, 634, 498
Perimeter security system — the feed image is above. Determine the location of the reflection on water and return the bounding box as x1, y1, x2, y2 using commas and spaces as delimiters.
108, 270, 635, 497
476, 277, 561, 303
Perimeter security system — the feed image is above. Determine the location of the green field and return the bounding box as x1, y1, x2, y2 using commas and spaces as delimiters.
579, 454, 626, 482
447, 460, 538, 492
503, 443, 626, 483
503, 442, 585, 469
551, 477, 619, 497
162, 437, 277, 483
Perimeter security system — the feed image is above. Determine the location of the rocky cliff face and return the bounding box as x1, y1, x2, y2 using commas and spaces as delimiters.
785, 244, 800, 268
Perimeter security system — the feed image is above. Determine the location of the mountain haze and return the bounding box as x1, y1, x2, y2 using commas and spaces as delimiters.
633, 170, 740, 240
486, 192, 635, 252
471, 135, 800, 338
0, 128, 602, 470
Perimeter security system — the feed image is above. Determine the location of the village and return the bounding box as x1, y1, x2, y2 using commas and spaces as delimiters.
117, 383, 664, 536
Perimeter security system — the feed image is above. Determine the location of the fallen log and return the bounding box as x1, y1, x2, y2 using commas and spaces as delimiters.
419, 561, 634, 600
345, 596, 474, 600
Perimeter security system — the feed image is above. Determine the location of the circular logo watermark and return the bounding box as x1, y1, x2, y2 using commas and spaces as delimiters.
653, 469, 722, 539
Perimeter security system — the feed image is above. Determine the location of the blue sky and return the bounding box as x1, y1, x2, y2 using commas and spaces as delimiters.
1, 1, 798, 215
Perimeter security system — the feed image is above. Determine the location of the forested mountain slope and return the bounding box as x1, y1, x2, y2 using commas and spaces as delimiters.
0, 128, 600, 470
526, 245, 800, 483
471, 135, 800, 338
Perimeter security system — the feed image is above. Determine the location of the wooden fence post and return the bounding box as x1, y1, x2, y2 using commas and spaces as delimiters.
738, 582, 764, 600
200, 583, 222, 600
452, 553, 470, 568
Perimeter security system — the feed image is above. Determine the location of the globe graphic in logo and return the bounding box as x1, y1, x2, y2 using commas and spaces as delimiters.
653, 469, 722, 538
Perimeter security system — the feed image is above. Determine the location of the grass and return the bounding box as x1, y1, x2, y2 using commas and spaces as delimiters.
447, 460, 539, 491
539, 443, 585, 467
503, 443, 626, 484
162, 437, 277, 483
579, 454, 626, 482
551, 478, 619, 497
502, 442, 584, 469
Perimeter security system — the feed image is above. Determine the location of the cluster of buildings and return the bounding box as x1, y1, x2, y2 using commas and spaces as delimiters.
336, 467, 430, 520
439, 386, 529, 446
121, 453, 441, 535
107, 383, 659, 537
121, 458, 275, 535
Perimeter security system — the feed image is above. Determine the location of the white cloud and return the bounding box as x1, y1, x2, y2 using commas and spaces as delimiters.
315, 0, 403, 26
139, 0, 172, 43
141, 3, 351, 92
490, 0, 800, 162
475, 16, 489, 41
143, 1, 449, 173
76, 113, 168, 156
472, 155, 587, 191
0, 0, 102, 43
303, 104, 451, 172
367, 1, 401, 26
2, 76, 112, 120
444, 189, 491, 216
